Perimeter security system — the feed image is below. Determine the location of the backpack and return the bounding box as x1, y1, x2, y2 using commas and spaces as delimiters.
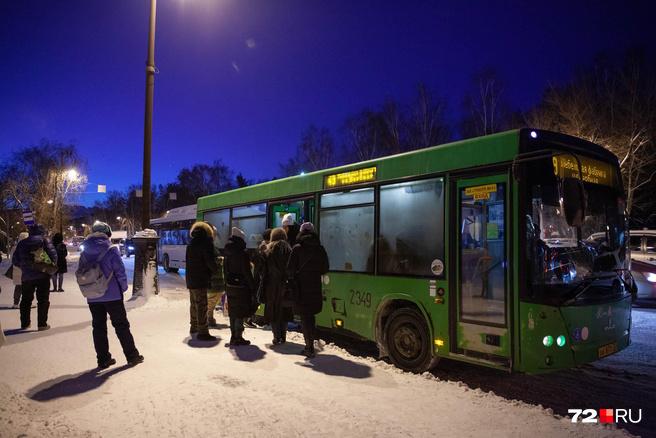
76, 246, 114, 299
31, 245, 58, 276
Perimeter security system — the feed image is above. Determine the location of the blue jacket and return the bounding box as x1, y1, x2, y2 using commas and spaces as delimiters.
79, 232, 128, 303
12, 234, 58, 282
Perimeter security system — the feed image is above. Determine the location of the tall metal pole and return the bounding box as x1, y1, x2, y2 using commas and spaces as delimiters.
141, 0, 157, 231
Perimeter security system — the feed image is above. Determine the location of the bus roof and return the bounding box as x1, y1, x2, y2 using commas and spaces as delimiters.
198, 130, 521, 213
150, 204, 197, 225
197, 128, 619, 213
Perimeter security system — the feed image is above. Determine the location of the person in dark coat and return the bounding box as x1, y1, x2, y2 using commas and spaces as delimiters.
50, 233, 68, 292
287, 222, 329, 357
223, 227, 256, 346
185, 221, 219, 341
12, 224, 57, 331
246, 228, 272, 328
80, 221, 143, 368
263, 228, 293, 344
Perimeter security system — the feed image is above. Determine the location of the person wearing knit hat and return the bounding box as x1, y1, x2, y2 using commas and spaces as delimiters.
281, 213, 300, 247
231, 226, 246, 241
91, 221, 112, 237
79, 220, 144, 368
223, 226, 256, 346
287, 221, 329, 358
12, 224, 57, 331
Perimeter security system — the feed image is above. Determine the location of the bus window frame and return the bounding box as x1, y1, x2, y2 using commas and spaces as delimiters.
199, 171, 451, 279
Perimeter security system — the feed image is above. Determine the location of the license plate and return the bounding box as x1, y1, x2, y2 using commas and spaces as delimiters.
598, 342, 617, 358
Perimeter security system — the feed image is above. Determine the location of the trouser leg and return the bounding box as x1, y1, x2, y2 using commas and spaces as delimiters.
106, 300, 139, 360
230, 316, 244, 339
13, 285, 22, 305
35, 279, 50, 327
20, 281, 36, 327
271, 320, 281, 339
89, 303, 110, 363
207, 291, 222, 322
189, 290, 198, 331
57, 273, 64, 290
301, 314, 316, 348
51, 275, 57, 290
193, 289, 208, 335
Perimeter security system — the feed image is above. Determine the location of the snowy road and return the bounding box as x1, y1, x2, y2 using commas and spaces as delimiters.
0, 256, 650, 437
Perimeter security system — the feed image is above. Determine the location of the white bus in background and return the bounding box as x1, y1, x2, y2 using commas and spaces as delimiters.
150, 204, 197, 272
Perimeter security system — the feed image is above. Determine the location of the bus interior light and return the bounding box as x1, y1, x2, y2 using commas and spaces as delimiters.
556, 335, 566, 347
434, 339, 444, 347
542, 335, 553, 347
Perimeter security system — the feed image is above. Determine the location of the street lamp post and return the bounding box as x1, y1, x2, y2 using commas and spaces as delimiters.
141, 0, 157, 231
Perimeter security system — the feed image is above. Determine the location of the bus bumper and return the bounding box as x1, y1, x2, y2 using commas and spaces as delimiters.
518, 296, 632, 373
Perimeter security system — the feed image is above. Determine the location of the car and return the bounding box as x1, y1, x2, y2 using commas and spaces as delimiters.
628, 229, 656, 303
124, 238, 136, 258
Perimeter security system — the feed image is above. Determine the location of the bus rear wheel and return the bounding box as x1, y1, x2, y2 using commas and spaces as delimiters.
385, 307, 435, 373
163, 254, 178, 273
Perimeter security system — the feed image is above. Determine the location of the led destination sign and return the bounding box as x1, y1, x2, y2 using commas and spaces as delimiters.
552, 155, 614, 186
324, 166, 377, 188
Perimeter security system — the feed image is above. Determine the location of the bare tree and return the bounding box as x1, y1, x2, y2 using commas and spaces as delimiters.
408, 83, 451, 149
0, 140, 86, 233
461, 68, 511, 138
280, 125, 336, 176
527, 50, 656, 215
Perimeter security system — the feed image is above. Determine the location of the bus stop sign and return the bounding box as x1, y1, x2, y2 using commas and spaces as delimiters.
22, 209, 35, 226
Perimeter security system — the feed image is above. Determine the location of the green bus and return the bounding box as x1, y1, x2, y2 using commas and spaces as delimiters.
197, 129, 632, 374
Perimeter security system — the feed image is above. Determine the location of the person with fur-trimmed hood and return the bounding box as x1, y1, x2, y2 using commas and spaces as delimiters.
263, 227, 293, 344
223, 227, 256, 346
80, 221, 143, 368
12, 224, 57, 331
185, 221, 219, 341
287, 222, 329, 358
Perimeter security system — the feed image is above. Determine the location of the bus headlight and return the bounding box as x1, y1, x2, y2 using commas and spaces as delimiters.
556, 335, 566, 347
542, 335, 554, 347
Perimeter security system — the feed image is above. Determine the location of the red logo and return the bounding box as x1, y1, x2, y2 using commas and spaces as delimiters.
599, 409, 614, 424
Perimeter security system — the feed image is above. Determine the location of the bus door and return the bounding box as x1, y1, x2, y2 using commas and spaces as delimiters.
453, 175, 511, 365
269, 198, 316, 228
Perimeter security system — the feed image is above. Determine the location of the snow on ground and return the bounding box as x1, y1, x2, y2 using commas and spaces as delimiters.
0, 257, 634, 438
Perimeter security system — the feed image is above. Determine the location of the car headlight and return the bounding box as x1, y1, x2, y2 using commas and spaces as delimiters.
646, 273, 656, 283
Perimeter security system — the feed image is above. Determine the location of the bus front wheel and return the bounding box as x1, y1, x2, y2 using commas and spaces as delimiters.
385, 307, 436, 373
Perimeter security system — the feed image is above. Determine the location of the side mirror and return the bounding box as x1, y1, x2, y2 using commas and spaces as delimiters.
562, 177, 586, 227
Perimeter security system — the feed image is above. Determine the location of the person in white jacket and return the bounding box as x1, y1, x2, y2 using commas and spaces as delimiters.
9, 232, 29, 309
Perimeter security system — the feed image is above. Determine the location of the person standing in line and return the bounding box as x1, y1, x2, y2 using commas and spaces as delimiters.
9, 232, 29, 309
185, 221, 219, 341
223, 227, 256, 346
206, 223, 225, 329
288, 222, 329, 358
50, 233, 68, 292
245, 228, 272, 328
79, 221, 143, 368
281, 213, 300, 247
12, 224, 57, 331
263, 228, 293, 345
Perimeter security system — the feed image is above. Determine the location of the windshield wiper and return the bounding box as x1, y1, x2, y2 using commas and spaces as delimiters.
562, 273, 617, 305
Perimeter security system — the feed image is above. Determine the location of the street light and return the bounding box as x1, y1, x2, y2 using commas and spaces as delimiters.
47, 199, 54, 205
141, 0, 157, 231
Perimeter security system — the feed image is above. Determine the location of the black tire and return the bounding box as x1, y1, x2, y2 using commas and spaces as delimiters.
385, 307, 436, 373
163, 254, 178, 273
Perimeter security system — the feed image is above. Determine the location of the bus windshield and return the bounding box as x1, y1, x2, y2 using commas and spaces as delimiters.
524, 157, 628, 304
